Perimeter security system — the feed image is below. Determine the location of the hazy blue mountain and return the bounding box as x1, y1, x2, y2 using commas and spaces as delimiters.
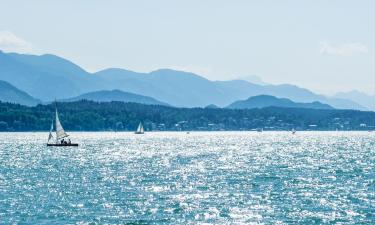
215, 81, 366, 110
0, 51, 366, 110
335, 90, 375, 111
205, 104, 220, 109
0, 80, 41, 106
62, 89, 168, 106
0, 51, 105, 101
227, 95, 334, 110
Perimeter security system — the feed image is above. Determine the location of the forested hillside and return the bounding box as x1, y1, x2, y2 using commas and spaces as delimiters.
0, 100, 374, 131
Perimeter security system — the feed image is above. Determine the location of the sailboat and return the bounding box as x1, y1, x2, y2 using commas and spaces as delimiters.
47, 104, 78, 146
292, 128, 296, 134
135, 122, 144, 134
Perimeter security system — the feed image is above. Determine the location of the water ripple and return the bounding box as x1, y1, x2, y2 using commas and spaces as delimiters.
0, 131, 374, 224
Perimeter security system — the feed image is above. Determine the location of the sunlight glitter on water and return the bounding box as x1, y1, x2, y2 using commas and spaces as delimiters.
0, 131, 374, 224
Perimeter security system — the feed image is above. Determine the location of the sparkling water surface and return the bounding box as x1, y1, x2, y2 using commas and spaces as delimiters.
0, 132, 374, 224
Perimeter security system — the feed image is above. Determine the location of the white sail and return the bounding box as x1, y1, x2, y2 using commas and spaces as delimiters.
137, 123, 141, 133
47, 120, 54, 142
55, 109, 69, 140
136, 122, 144, 134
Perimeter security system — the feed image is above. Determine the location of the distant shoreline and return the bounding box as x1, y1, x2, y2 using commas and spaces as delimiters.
1, 100, 375, 132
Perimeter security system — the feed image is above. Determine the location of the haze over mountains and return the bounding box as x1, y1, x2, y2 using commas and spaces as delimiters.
0, 50, 371, 110
0, 80, 40, 106
335, 91, 375, 112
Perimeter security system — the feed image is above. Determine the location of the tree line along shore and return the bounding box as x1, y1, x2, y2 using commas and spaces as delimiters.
0, 100, 374, 132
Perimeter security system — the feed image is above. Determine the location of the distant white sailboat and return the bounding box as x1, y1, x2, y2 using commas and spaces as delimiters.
292, 128, 296, 134
47, 103, 78, 146
135, 122, 144, 134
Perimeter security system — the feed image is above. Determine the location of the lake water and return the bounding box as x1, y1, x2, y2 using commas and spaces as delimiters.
0, 132, 374, 224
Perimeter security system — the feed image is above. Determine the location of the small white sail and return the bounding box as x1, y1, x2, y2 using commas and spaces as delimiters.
55, 109, 69, 140
47, 120, 54, 142
136, 122, 144, 134
137, 123, 141, 133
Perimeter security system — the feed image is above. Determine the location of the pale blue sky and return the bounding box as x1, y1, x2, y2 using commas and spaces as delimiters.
0, 0, 374, 95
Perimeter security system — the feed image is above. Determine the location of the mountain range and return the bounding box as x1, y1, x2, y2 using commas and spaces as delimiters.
0, 50, 370, 110
227, 95, 334, 110
94, 69, 366, 110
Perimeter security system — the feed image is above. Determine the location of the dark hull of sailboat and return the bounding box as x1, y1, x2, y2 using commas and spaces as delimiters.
47, 143, 79, 147
134, 132, 144, 134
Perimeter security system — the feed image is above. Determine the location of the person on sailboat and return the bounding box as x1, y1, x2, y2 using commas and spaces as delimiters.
68, 139, 71, 144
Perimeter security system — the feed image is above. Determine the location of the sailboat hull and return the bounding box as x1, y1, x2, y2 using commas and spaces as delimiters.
47, 143, 79, 147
